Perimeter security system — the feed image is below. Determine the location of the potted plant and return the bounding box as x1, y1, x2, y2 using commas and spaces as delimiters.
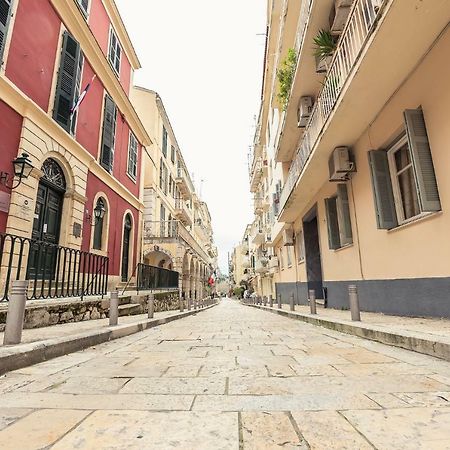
276, 48, 297, 110
313, 29, 337, 73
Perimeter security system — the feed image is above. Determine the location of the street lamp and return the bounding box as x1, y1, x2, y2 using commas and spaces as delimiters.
0, 153, 34, 190
86, 199, 106, 226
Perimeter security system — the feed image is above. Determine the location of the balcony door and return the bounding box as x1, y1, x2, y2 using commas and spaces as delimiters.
121, 214, 132, 282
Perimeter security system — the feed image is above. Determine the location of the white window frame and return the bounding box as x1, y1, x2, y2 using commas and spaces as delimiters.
296, 230, 305, 262
387, 134, 421, 225
75, 0, 90, 18
127, 132, 138, 181
108, 27, 121, 77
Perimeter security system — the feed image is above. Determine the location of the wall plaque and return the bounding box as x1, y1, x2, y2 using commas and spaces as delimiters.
73, 222, 82, 238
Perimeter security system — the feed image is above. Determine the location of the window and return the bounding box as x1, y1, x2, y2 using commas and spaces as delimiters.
279, 247, 284, 269
127, 132, 138, 179
162, 126, 168, 157
171, 145, 175, 164
100, 95, 117, 173
325, 184, 353, 250
369, 109, 441, 229
93, 197, 106, 250
75, 0, 89, 17
168, 175, 173, 195
0, 0, 13, 63
53, 32, 83, 133
159, 158, 168, 194
108, 27, 121, 76
286, 246, 292, 267
70, 54, 84, 136
296, 230, 305, 262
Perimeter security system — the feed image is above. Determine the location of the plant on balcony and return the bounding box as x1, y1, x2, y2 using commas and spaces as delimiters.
313, 29, 337, 73
277, 48, 297, 110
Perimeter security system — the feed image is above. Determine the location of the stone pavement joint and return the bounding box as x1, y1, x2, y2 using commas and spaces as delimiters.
1, 299, 450, 449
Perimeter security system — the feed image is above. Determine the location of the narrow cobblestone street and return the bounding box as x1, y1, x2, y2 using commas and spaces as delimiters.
1, 298, 450, 449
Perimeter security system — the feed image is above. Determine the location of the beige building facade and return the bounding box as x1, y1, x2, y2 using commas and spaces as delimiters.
131, 87, 218, 301
246, 0, 450, 317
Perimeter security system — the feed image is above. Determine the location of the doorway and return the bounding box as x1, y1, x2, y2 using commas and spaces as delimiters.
27, 159, 66, 279
121, 214, 132, 282
303, 206, 323, 299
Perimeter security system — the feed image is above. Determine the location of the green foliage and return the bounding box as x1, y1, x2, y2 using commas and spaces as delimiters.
313, 29, 336, 60
233, 286, 245, 298
277, 48, 297, 111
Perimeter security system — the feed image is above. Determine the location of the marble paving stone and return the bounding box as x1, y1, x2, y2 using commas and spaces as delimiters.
290, 364, 343, 377
333, 348, 399, 364
241, 412, 308, 449
332, 362, 435, 377
266, 364, 297, 377
0, 374, 35, 394
292, 355, 353, 366
365, 393, 411, 409
0, 392, 194, 411
164, 364, 203, 377
0, 409, 90, 450
0, 408, 32, 431
120, 377, 227, 395
52, 410, 239, 450
199, 365, 268, 378
291, 410, 373, 450
46, 376, 131, 394
343, 408, 450, 449
394, 391, 450, 407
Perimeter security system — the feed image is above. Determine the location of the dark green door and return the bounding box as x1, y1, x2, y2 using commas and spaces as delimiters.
121, 214, 132, 282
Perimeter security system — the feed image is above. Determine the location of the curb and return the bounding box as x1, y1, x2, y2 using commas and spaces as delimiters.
244, 303, 450, 362
0, 302, 219, 375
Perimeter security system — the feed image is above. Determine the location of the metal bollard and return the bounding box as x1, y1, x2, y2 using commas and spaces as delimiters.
269, 294, 273, 308
278, 294, 282, 309
3, 280, 28, 345
148, 293, 155, 319
109, 290, 119, 326
289, 293, 295, 311
180, 296, 184, 312
187, 297, 191, 311
263, 296, 267, 306
309, 289, 317, 315
349, 285, 361, 321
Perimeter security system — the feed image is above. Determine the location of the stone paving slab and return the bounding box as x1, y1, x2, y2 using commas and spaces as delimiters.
0, 299, 450, 449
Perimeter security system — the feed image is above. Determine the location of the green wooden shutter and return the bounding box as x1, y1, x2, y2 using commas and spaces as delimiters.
53, 32, 81, 132
78, 0, 89, 16
100, 95, 116, 172
368, 150, 398, 229
325, 197, 341, 249
404, 109, 441, 212
0, 0, 12, 63
337, 184, 353, 246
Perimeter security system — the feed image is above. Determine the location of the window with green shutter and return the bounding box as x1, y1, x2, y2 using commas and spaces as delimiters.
171, 145, 175, 164
127, 132, 138, 179
108, 27, 121, 76
100, 95, 117, 173
0, 0, 13, 63
75, 0, 89, 17
325, 184, 353, 250
53, 32, 82, 133
162, 126, 168, 157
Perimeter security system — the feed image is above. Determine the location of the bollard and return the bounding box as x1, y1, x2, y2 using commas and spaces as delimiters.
187, 297, 191, 311
109, 290, 119, 326
263, 296, 267, 307
278, 293, 282, 309
180, 296, 184, 312
3, 280, 28, 346
148, 293, 155, 319
289, 293, 295, 311
309, 289, 317, 315
349, 285, 361, 321
269, 294, 273, 308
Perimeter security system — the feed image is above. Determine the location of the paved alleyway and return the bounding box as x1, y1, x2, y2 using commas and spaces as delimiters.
1, 299, 450, 449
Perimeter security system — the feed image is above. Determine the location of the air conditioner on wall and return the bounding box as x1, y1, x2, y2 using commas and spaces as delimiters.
282, 229, 294, 246
297, 96, 313, 128
328, 146, 356, 182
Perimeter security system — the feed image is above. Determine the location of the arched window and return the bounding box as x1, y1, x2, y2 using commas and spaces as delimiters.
121, 213, 133, 282
93, 197, 106, 250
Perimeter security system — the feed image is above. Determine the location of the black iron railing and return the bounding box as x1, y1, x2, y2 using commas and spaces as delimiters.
136, 263, 179, 292
0, 233, 109, 301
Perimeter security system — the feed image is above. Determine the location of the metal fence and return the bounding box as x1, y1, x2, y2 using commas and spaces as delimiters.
0, 233, 109, 301
136, 263, 179, 292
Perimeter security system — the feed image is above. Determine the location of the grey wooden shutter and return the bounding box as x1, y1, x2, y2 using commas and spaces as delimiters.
368, 150, 398, 229
325, 197, 341, 249
53, 32, 81, 132
0, 0, 12, 63
404, 109, 441, 212
101, 95, 116, 172
79, 0, 89, 16
337, 184, 353, 245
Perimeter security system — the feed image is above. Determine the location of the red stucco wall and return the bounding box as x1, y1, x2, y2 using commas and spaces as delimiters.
83, 172, 139, 276
89, 0, 110, 55
0, 102, 23, 233
6, 0, 61, 112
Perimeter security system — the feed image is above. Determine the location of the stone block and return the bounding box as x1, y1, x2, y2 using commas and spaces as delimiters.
90, 308, 100, 320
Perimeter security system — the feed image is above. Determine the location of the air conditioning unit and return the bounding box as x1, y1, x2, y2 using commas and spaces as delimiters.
328, 146, 355, 182
282, 228, 294, 246
297, 96, 313, 128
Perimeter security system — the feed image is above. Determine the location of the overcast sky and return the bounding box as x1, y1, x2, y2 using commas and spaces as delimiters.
116, 0, 266, 273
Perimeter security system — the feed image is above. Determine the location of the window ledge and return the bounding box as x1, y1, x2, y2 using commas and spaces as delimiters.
126, 172, 137, 184
297, 259, 305, 265
333, 243, 354, 253
388, 211, 442, 233
90, 248, 108, 257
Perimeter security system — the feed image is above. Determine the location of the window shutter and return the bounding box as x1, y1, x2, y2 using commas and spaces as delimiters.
368, 150, 398, 229
325, 197, 341, 250
0, 0, 12, 62
101, 95, 116, 172
53, 32, 81, 132
337, 184, 353, 246
404, 109, 441, 212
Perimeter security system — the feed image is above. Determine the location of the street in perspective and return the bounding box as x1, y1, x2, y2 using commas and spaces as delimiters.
1, 0, 450, 448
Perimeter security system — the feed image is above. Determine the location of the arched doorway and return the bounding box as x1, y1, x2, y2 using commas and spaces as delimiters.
27, 158, 66, 279
121, 213, 132, 282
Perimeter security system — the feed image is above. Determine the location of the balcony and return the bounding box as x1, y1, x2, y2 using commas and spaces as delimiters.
268, 256, 279, 274
278, 0, 450, 221
249, 157, 263, 192
254, 196, 264, 215
176, 167, 192, 198
252, 230, 265, 246
255, 257, 269, 274
242, 257, 251, 269
174, 198, 192, 226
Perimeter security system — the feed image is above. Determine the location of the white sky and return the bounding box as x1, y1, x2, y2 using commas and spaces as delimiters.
116, 0, 266, 273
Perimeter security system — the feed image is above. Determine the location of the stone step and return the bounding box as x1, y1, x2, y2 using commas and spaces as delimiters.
118, 295, 133, 306
118, 303, 142, 317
